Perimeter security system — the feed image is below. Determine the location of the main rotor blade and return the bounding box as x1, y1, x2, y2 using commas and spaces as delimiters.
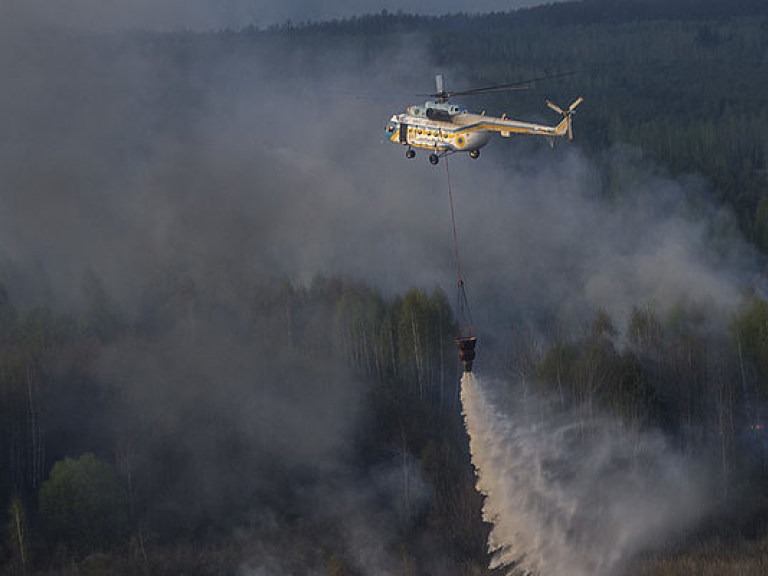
324, 89, 423, 100
449, 84, 531, 96
446, 70, 576, 98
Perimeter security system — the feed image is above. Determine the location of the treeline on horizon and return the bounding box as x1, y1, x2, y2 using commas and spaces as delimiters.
248, 0, 768, 32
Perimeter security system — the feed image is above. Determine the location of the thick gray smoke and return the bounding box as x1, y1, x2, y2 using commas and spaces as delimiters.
461, 373, 708, 575
0, 30, 758, 328
449, 144, 761, 341
1, 0, 761, 326
0, 16, 442, 570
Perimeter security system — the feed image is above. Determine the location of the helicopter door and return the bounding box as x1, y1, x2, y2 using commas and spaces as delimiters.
399, 123, 408, 144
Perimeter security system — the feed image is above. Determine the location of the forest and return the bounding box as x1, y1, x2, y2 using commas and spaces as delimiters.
2, 0, 768, 574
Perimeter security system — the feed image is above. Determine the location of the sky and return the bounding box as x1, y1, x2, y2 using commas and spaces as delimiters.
5, 0, 557, 31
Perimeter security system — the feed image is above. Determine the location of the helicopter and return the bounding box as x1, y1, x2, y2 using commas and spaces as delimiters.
385, 74, 583, 165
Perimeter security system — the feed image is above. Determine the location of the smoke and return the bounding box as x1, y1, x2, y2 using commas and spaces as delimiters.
447, 144, 763, 344
461, 372, 708, 575
0, 15, 449, 571
0, 16, 760, 327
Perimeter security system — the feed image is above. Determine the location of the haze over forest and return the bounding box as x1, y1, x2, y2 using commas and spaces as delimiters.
2, 1, 768, 575
5, 0, 558, 31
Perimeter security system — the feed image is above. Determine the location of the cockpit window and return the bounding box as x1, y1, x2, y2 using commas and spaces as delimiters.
387, 123, 396, 133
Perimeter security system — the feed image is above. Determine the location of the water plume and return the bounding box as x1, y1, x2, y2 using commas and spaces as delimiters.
460, 372, 708, 576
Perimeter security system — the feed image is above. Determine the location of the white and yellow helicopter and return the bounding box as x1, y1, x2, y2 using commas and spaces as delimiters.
385, 74, 583, 165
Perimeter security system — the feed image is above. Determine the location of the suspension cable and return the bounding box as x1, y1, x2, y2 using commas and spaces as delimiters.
444, 158, 474, 336
445, 158, 462, 283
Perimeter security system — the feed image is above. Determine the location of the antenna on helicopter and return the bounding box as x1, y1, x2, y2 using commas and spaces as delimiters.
435, 74, 446, 99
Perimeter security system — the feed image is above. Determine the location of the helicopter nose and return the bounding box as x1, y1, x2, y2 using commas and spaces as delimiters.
384, 121, 398, 137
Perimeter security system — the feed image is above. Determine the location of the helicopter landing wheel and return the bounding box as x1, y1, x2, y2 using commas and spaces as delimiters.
469, 149, 480, 159
405, 148, 416, 159
429, 153, 439, 165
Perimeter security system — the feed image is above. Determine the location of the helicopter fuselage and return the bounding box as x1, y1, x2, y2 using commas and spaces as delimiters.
386, 112, 494, 154
385, 99, 572, 163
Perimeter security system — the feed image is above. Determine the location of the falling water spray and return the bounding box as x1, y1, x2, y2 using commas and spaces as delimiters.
460, 372, 708, 576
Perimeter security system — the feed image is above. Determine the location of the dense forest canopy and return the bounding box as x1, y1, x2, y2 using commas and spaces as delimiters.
2, 0, 768, 574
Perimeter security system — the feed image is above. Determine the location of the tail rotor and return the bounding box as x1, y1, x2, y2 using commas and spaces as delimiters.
546, 96, 583, 141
